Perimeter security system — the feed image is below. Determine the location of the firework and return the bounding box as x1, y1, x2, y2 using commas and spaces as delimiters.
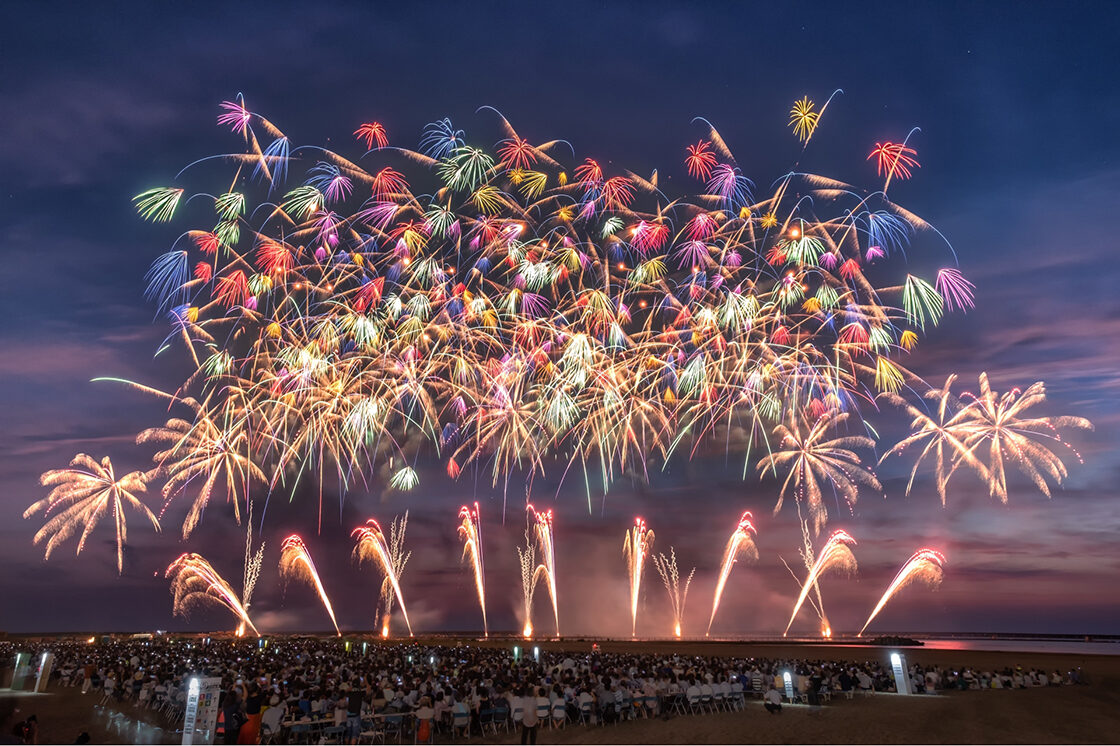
706, 512, 758, 636
527, 504, 559, 637
517, 535, 536, 638
138, 394, 265, 539
279, 535, 341, 636
653, 547, 695, 638
353, 515, 413, 637
238, 500, 265, 637
24, 454, 159, 575
623, 518, 655, 637
758, 412, 881, 537
784, 529, 857, 637
859, 549, 946, 636
869, 136, 920, 194
882, 373, 1092, 504
165, 553, 259, 635
121, 96, 975, 536
457, 503, 488, 636
789, 97, 819, 143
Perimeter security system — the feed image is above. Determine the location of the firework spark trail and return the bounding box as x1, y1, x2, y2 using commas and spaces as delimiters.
457, 503, 488, 637
279, 534, 341, 636
165, 553, 259, 635
859, 549, 946, 636
237, 497, 264, 638
527, 504, 559, 637
784, 529, 857, 637
653, 547, 694, 638
780, 554, 825, 623
623, 517, 655, 637
353, 516, 413, 637
379, 512, 411, 636
517, 535, 536, 638
707, 512, 758, 636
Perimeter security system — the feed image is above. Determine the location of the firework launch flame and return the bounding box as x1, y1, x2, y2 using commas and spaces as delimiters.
279, 534, 341, 636
457, 503, 488, 637
859, 548, 946, 636
623, 517, 655, 637
784, 529, 857, 637
707, 512, 758, 636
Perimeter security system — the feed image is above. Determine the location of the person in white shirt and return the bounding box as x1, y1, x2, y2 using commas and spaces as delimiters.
520, 687, 539, 744
577, 688, 593, 720
686, 680, 701, 711
764, 685, 782, 714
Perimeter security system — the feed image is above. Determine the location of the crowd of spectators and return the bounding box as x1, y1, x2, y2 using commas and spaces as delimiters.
1, 638, 1084, 744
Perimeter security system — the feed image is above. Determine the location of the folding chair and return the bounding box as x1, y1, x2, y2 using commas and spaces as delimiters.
320, 725, 347, 745
478, 708, 494, 736
551, 702, 567, 730
669, 694, 688, 716
492, 707, 510, 734
382, 714, 405, 744
357, 721, 384, 745
450, 711, 470, 740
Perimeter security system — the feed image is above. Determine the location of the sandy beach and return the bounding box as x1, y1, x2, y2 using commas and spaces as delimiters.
3, 639, 1118, 744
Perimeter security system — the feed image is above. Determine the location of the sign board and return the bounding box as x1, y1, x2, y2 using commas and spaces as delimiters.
34, 652, 54, 693
182, 676, 222, 745
10, 653, 32, 691
782, 671, 795, 700
890, 652, 911, 695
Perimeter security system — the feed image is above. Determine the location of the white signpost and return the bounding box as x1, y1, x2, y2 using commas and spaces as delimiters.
182, 676, 222, 745
782, 671, 796, 700
890, 652, 911, 695
33, 652, 54, 693
10, 653, 33, 691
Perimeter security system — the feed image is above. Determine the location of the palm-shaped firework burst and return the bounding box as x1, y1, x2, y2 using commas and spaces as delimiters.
137, 394, 265, 538
24, 454, 160, 575
882, 373, 1092, 504
757, 411, 882, 535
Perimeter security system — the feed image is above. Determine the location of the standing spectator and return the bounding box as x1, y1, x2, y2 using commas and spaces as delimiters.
520, 686, 539, 745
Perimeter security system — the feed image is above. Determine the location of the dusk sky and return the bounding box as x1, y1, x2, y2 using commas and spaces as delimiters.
2, 1, 1118, 636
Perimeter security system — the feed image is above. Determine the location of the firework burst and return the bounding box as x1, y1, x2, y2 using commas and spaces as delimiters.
784, 529, 857, 637
25, 455, 159, 575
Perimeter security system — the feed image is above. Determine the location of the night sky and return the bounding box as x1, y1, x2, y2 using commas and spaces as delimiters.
3, 1, 1118, 636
